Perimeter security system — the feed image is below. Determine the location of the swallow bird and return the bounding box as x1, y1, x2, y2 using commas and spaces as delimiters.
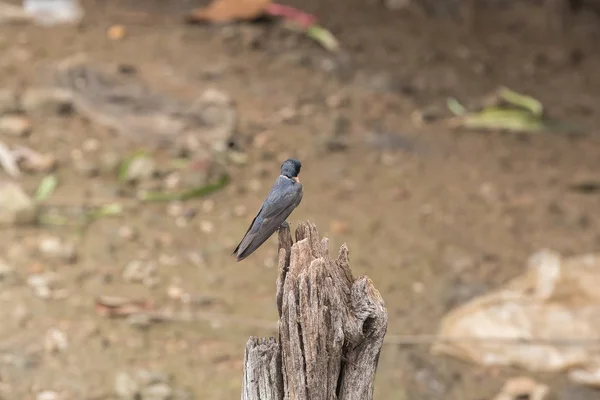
233, 158, 303, 262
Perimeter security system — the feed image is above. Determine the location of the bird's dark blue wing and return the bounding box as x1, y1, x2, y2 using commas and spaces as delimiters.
233, 176, 303, 261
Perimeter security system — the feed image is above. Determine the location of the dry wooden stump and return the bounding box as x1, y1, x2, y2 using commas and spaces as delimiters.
242, 221, 388, 400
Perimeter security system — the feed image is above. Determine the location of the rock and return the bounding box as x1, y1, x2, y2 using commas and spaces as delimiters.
0, 115, 32, 137
0, 181, 37, 226
27, 273, 59, 299
36, 391, 60, 400
0, 89, 20, 114
21, 88, 73, 116
115, 371, 139, 399
44, 328, 68, 353
494, 376, 549, 400
123, 259, 158, 287
38, 237, 77, 263
141, 383, 173, 400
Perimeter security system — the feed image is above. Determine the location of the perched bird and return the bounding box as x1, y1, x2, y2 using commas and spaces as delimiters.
233, 158, 303, 262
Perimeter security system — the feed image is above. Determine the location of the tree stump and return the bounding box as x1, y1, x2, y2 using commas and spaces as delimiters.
241, 221, 388, 400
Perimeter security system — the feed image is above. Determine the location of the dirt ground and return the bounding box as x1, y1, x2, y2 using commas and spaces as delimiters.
1, 0, 600, 399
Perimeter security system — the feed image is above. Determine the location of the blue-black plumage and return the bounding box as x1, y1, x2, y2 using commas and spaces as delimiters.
233, 158, 303, 262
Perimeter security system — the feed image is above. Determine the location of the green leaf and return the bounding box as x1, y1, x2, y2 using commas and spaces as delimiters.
35, 175, 58, 202
447, 98, 467, 116
497, 87, 544, 117
139, 173, 230, 202
118, 150, 148, 182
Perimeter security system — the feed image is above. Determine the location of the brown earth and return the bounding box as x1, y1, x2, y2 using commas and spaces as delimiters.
1, 0, 600, 399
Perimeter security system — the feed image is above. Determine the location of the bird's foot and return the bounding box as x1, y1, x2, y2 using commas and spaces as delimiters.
280, 221, 290, 229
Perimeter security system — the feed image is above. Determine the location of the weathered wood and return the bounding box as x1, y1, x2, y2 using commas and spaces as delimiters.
242, 337, 284, 400
242, 221, 388, 400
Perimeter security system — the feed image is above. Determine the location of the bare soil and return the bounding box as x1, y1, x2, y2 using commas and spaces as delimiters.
1, 0, 600, 399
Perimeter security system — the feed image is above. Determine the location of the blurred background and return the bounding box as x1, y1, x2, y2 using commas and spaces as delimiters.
0, 0, 599, 399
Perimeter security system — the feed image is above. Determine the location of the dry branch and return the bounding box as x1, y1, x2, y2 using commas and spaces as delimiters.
242, 221, 388, 400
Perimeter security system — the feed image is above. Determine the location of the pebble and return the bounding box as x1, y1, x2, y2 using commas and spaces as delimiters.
0, 181, 38, 226
82, 138, 101, 152
44, 328, 68, 353
275, 106, 299, 124
27, 273, 59, 299
0, 89, 20, 114
199, 220, 214, 234
21, 88, 73, 116
38, 237, 77, 263
0, 114, 32, 136
164, 172, 181, 190
117, 225, 137, 241
167, 201, 184, 217
494, 376, 549, 400
142, 383, 173, 400
123, 259, 159, 287
36, 391, 60, 400
115, 371, 139, 399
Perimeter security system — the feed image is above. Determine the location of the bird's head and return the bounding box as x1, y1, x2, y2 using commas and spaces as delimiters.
281, 158, 301, 182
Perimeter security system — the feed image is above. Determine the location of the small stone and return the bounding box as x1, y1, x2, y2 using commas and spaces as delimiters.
142, 383, 173, 400
44, 328, 68, 353
167, 201, 184, 217
123, 259, 158, 287
164, 172, 181, 190
0, 115, 32, 137
0, 89, 20, 114
127, 313, 152, 328
21, 88, 73, 116
0, 181, 37, 226
27, 273, 59, 299
38, 237, 77, 263
494, 376, 549, 400
36, 391, 60, 400
136, 369, 169, 385
115, 371, 139, 399
275, 106, 299, 124
82, 138, 101, 152
200, 220, 214, 234
117, 225, 137, 240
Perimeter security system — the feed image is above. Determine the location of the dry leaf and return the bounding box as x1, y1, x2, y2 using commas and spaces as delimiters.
187, 0, 273, 23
